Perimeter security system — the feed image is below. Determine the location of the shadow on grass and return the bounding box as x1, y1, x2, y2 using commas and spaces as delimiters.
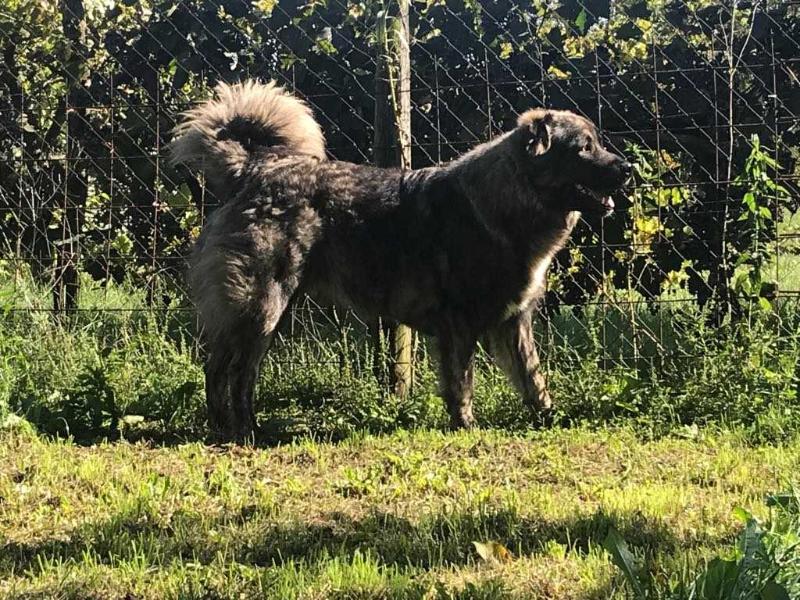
2, 500, 698, 578
241, 507, 683, 569
24, 394, 444, 448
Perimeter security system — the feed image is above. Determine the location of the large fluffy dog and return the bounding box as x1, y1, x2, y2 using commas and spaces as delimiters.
170, 81, 630, 439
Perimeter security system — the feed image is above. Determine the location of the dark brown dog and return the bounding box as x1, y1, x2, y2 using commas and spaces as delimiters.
170, 81, 630, 439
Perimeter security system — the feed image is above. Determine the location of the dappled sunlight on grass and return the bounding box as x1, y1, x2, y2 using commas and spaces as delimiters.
1, 428, 798, 598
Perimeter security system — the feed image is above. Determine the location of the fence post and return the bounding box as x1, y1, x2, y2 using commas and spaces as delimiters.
374, 0, 413, 398
55, 0, 87, 315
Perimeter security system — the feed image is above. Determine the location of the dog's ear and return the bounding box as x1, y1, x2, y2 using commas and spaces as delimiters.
527, 113, 553, 157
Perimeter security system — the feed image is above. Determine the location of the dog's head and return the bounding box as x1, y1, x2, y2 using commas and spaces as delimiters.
515, 109, 631, 215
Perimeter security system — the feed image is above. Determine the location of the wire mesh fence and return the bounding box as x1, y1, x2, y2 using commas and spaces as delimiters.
1, 0, 799, 374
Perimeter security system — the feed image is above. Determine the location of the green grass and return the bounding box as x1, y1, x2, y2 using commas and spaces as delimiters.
2, 267, 800, 445
2, 268, 800, 597
0, 426, 798, 599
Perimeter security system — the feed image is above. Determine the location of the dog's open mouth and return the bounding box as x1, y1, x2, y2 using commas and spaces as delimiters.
575, 183, 616, 214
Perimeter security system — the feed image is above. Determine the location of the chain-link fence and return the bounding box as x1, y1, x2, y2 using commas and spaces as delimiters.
1, 0, 799, 373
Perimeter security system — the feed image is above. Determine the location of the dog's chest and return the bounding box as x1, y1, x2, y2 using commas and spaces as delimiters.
502, 212, 579, 319
502, 252, 555, 319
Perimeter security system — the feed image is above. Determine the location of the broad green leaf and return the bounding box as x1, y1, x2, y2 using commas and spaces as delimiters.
733, 273, 752, 294
743, 192, 756, 212
603, 528, 646, 598
314, 36, 337, 55
695, 558, 740, 599
575, 8, 587, 33
736, 518, 766, 590
112, 232, 134, 256
732, 507, 753, 523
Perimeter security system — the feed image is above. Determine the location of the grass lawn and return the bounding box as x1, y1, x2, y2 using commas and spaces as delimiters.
1, 426, 798, 599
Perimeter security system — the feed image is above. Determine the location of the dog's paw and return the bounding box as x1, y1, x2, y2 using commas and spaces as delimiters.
534, 390, 553, 412
449, 411, 477, 431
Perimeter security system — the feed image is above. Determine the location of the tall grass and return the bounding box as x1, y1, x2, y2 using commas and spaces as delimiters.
2, 264, 799, 444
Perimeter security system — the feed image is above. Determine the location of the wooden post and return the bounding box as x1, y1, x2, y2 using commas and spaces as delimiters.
374, 0, 414, 397
393, 0, 413, 398
56, 0, 87, 315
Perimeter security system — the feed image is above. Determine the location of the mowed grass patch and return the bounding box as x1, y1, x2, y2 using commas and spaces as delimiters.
1, 427, 798, 599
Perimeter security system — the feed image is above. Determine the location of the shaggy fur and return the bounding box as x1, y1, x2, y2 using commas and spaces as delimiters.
170, 81, 630, 439
170, 81, 326, 189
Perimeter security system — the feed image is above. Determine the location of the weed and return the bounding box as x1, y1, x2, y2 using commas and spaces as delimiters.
604, 489, 800, 599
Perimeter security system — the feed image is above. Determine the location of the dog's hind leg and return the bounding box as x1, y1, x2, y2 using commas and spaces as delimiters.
192, 208, 318, 441
204, 342, 233, 437
226, 281, 297, 441
486, 310, 552, 425
437, 324, 478, 430
226, 332, 269, 443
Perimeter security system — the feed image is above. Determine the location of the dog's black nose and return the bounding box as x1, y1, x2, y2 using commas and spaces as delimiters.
620, 161, 633, 176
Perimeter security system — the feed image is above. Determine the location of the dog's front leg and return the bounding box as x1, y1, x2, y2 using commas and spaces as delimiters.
487, 311, 552, 425
437, 326, 477, 429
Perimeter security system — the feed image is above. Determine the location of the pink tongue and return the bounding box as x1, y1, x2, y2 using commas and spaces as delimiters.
603, 197, 615, 210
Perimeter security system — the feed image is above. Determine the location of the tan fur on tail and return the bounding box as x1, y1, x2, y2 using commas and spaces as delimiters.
169, 81, 326, 188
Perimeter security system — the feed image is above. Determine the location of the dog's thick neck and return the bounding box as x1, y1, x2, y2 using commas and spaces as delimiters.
443, 129, 565, 224
434, 127, 581, 262
446, 130, 530, 208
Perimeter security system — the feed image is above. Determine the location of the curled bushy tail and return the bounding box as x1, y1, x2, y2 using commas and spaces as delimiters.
169, 80, 326, 188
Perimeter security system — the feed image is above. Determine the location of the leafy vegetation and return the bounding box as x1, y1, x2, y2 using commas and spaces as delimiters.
604, 491, 800, 599
1, 266, 799, 445
2, 214, 799, 600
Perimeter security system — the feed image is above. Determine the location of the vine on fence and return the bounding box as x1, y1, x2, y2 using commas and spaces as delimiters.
732, 135, 789, 314
0, 0, 798, 365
